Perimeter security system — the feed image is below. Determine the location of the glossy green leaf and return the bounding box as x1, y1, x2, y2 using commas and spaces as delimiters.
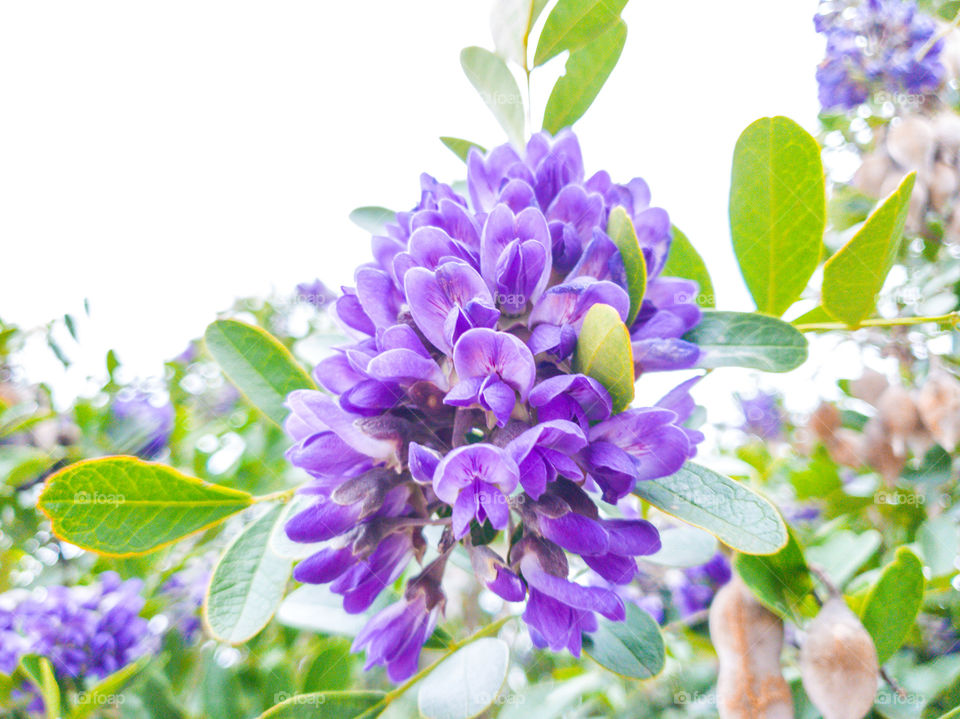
205, 319, 316, 427
204, 504, 292, 644
257, 691, 385, 719
460, 47, 525, 147
542, 20, 626, 134
822, 172, 916, 326
632, 462, 787, 555
348, 206, 396, 235
606, 207, 647, 324
859, 547, 924, 663
490, 0, 548, 66
16, 655, 59, 719
440, 137, 486, 163
735, 528, 815, 623
38, 457, 253, 556
533, 0, 628, 66
642, 526, 718, 568
662, 227, 715, 308
583, 602, 665, 679
729, 116, 825, 317
684, 310, 808, 372
573, 302, 634, 413
418, 638, 510, 719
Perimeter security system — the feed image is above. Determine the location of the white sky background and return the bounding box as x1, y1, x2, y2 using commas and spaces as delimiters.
1, 0, 866, 423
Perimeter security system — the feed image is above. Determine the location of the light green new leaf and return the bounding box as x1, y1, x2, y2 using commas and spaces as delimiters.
662, 227, 715, 308
822, 172, 916, 326
918, 515, 959, 578
735, 528, 816, 623
204, 504, 292, 644
534, 0, 628, 66
348, 206, 396, 235
69, 658, 147, 719
632, 462, 787, 555
16, 655, 60, 719
440, 137, 486, 163
490, 0, 548, 66
729, 116, 825, 317
205, 319, 316, 427
258, 691, 385, 719
684, 311, 808, 372
583, 603, 665, 679
574, 303, 634, 413
38, 457, 253, 556
859, 546, 924, 663
460, 47, 525, 147
542, 20, 626, 134
418, 638, 510, 719
607, 206, 647, 324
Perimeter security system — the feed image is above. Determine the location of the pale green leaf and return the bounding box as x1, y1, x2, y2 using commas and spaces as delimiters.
418, 638, 510, 719
490, 0, 548, 66
460, 47, 525, 147
583, 603, 664, 679
349, 206, 396, 235
684, 310, 808, 372
662, 227, 715, 308
573, 302, 634, 413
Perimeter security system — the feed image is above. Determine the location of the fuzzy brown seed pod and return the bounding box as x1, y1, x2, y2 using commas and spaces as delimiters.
809, 402, 841, 445
929, 161, 959, 213
800, 597, 879, 719
852, 152, 892, 198
848, 369, 890, 407
827, 428, 867, 469
934, 111, 960, 159
709, 576, 794, 719
917, 370, 960, 451
876, 385, 923, 437
863, 417, 905, 483
886, 115, 935, 171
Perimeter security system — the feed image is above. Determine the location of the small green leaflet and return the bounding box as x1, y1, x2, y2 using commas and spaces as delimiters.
729, 116, 825, 317
440, 137, 486, 163
204, 319, 316, 427
534, 0, 628, 66
583, 603, 665, 679
859, 546, 924, 663
632, 462, 787, 555
204, 504, 293, 644
606, 206, 647, 324
662, 227, 715, 308
822, 172, 916, 326
490, 0, 548, 66
542, 20, 626, 134
460, 47, 525, 147
38, 456, 253, 556
348, 206, 396, 235
684, 311, 808, 372
573, 303, 634, 413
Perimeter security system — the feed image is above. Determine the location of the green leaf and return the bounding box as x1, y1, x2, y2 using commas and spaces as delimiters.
805, 529, 881, 590
729, 116, 825, 317
38, 457, 253, 556
440, 137, 487, 163
16, 655, 60, 719
822, 172, 916, 326
204, 319, 316, 427
859, 547, 924, 663
918, 515, 959, 578
632, 462, 787, 555
348, 206, 396, 235
258, 690, 385, 718
936, 708, 960, 719
642, 526, 718, 568
460, 47, 525, 147
683, 310, 808, 372
204, 504, 292, 644
662, 227, 715, 308
300, 638, 355, 693
606, 207, 647, 324
735, 528, 815, 623
490, 0, 548, 66
573, 302, 634, 413
418, 638, 510, 719
542, 20, 626, 134
70, 658, 147, 719
583, 602, 665, 679
533, 0, 628, 66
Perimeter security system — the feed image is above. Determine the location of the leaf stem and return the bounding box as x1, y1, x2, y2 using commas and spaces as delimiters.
252, 487, 297, 504
354, 614, 515, 718
794, 312, 960, 332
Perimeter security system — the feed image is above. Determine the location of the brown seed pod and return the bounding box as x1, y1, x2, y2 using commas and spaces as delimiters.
917, 370, 960, 451
809, 402, 842, 445
934, 111, 960, 158
800, 597, 879, 719
863, 417, 905, 483
886, 115, 935, 171
852, 152, 892, 198
876, 385, 923, 437
848, 369, 889, 407
929, 161, 959, 213
827, 428, 867, 469
709, 576, 794, 719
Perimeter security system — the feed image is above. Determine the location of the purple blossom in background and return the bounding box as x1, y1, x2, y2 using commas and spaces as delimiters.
815, 0, 945, 111
109, 390, 174, 458
296, 279, 336, 309
737, 390, 783, 439
670, 552, 732, 618
283, 130, 706, 681
0, 572, 153, 683
161, 557, 214, 641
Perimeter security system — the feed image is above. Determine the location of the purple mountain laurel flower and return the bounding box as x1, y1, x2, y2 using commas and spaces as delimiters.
283, 129, 706, 681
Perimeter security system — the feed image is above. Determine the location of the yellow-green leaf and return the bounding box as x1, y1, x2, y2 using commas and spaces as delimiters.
574, 303, 634, 413
662, 227, 715, 308
606, 207, 647, 324
859, 546, 924, 663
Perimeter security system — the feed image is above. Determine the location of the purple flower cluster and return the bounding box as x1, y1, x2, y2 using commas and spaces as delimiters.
815, 0, 945, 111
737, 391, 783, 440
283, 130, 705, 681
669, 552, 732, 618
0, 572, 152, 680
109, 390, 174, 459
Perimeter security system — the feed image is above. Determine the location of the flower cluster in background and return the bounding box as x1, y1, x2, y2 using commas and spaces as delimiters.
107, 389, 174, 459
815, 0, 945, 111
282, 130, 706, 681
